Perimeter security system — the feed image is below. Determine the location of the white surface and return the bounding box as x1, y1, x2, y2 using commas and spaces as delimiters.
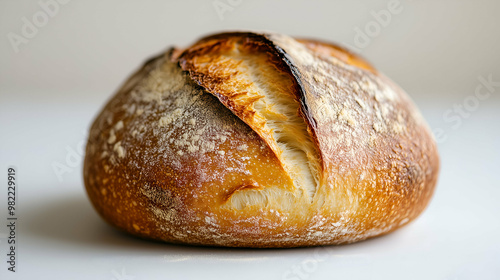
1, 93, 499, 280
1, 1, 500, 279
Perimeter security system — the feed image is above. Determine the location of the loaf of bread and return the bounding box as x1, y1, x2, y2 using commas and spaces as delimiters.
83, 31, 439, 248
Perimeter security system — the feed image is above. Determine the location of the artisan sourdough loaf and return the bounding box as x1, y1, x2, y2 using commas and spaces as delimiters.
84, 31, 440, 248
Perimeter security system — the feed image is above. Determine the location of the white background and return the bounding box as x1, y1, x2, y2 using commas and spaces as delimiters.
1, 0, 499, 279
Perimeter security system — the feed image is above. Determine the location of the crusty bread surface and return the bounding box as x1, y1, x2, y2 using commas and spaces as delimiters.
84, 32, 439, 248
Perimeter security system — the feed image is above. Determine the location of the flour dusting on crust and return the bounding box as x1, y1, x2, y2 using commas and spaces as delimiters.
83, 33, 440, 248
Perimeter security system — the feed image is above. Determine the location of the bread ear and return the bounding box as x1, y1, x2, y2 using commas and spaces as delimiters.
175, 33, 322, 201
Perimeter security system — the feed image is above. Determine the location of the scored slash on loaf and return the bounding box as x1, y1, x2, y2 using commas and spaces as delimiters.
84, 31, 439, 248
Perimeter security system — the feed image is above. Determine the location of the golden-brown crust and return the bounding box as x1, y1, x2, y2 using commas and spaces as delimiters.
84, 31, 439, 248
295, 38, 376, 73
